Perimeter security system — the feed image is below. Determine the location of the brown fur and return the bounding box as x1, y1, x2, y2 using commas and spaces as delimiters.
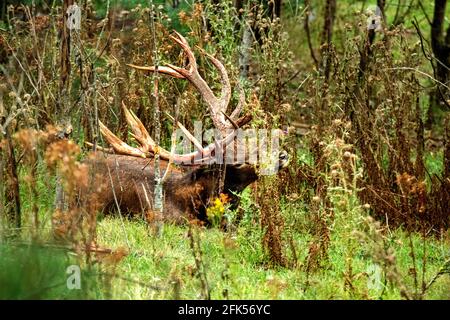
79, 153, 260, 225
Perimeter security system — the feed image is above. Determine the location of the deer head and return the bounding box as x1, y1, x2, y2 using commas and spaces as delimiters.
82, 32, 289, 225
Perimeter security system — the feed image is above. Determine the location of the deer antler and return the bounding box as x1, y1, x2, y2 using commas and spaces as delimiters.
97, 32, 250, 165
127, 31, 239, 135
98, 102, 244, 165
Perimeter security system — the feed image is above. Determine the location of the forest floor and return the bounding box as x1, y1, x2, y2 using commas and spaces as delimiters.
96, 215, 450, 299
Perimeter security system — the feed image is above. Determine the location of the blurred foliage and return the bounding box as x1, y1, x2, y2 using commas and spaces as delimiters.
0, 243, 101, 299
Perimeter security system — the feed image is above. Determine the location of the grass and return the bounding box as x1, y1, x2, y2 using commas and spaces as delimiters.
94, 212, 449, 299
2, 149, 446, 300
1, 141, 448, 300
0, 243, 104, 299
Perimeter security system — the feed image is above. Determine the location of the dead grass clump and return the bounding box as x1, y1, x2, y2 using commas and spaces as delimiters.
258, 177, 287, 267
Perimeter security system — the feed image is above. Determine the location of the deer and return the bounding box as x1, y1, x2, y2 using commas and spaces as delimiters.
81, 32, 289, 226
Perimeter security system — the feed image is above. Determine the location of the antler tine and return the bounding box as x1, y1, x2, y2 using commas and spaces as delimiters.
165, 112, 204, 153
128, 31, 236, 135
98, 115, 243, 166
221, 111, 239, 129
99, 121, 147, 158
101, 104, 212, 164
117, 31, 250, 164
169, 31, 197, 71
197, 47, 231, 113
171, 32, 232, 110
99, 118, 200, 164
229, 83, 245, 120
122, 102, 197, 161
122, 102, 156, 153
126, 64, 185, 79
167, 32, 232, 134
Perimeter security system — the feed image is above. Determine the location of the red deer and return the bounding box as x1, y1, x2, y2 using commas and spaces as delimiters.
82, 32, 289, 225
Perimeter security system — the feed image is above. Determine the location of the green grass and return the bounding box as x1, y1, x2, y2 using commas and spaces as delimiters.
0, 243, 105, 299
4, 164, 448, 300
92, 210, 449, 300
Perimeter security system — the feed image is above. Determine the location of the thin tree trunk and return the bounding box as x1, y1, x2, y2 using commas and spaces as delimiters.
377, 0, 386, 19
0, 149, 4, 237
149, 3, 163, 236
4, 128, 21, 230
55, 0, 74, 211
268, 0, 282, 19
239, 23, 252, 80
321, 0, 336, 47
0, 0, 6, 22
0, 91, 4, 231
428, 0, 450, 128
321, 0, 337, 81
0, 87, 21, 231
304, 0, 319, 68
60, 0, 73, 101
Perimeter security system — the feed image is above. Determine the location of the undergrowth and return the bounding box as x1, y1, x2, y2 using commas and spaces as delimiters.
0, 0, 449, 300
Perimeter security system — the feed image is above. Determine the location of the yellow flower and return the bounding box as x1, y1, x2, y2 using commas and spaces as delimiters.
207, 195, 229, 226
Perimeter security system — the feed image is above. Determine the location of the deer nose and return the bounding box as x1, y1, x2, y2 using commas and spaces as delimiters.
278, 150, 289, 169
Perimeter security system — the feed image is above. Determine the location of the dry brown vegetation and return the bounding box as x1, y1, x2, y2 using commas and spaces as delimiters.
0, 0, 449, 300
